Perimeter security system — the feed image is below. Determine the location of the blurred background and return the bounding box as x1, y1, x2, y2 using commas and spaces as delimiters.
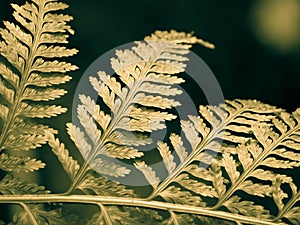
0, 0, 300, 222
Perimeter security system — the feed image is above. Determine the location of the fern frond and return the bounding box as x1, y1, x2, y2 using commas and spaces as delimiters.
66, 30, 212, 193
0, 0, 77, 155
19, 103, 67, 119
145, 99, 282, 201
132, 100, 300, 223
0, 0, 77, 221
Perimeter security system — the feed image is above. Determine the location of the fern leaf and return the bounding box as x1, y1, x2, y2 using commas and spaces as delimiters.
67, 30, 211, 194
209, 161, 227, 197
0, 62, 19, 87
32, 59, 77, 73
222, 153, 240, 184
145, 73, 184, 85
0, 0, 77, 160
0, 153, 45, 173
47, 133, 80, 180
91, 158, 130, 177
9, 118, 57, 136
272, 178, 288, 212
239, 180, 272, 197
27, 73, 72, 87
223, 196, 271, 219
22, 88, 66, 101
79, 94, 111, 131
109, 130, 152, 146
0, 175, 49, 194
134, 161, 160, 188
157, 141, 176, 175
36, 45, 77, 58
169, 133, 188, 163
129, 106, 176, 122
2, 133, 47, 151
175, 174, 217, 197
67, 123, 91, 159
137, 94, 181, 109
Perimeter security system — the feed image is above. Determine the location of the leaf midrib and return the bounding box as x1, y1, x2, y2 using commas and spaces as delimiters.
0, 194, 280, 225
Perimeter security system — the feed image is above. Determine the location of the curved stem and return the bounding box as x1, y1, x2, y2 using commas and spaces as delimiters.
0, 194, 282, 225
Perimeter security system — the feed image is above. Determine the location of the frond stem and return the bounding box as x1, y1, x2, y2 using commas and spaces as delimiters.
0, 194, 281, 225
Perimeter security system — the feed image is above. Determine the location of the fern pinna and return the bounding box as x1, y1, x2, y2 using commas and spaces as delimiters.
64, 29, 214, 197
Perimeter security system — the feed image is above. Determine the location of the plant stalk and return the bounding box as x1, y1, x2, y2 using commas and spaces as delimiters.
0, 194, 284, 225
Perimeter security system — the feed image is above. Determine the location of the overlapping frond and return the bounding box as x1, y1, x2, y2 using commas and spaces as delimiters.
135, 100, 300, 224
0, 0, 77, 222
0, 0, 77, 155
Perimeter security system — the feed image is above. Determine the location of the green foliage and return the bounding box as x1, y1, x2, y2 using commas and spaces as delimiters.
0, 0, 299, 225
